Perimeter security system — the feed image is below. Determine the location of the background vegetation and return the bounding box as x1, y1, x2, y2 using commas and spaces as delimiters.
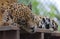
18, 0, 60, 31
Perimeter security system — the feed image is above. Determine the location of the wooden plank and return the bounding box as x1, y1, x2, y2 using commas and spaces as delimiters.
36, 28, 60, 37
36, 28, 53, 33
51, 31, 60, 36
0, 26, 19, 31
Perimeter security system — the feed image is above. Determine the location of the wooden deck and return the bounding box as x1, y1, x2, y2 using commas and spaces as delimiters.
36, 28, 60, 36
0, 26, 19, 31
0, 26, 20, 39
21, 28, 60, 39
0, 26, 60, 39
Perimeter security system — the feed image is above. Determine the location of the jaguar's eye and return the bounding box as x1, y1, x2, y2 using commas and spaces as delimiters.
17, 19, 26, 25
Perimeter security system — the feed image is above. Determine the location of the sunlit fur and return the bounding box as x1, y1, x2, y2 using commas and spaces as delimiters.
0, 2, 37, 33
0, 2, 58, 33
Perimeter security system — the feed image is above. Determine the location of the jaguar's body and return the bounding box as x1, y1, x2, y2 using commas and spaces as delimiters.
38, 16, 58, 31
0, 2, 58, 33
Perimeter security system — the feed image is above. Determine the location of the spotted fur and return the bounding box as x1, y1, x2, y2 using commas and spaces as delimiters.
0, 2, 37, 33
0, 2, 58, 33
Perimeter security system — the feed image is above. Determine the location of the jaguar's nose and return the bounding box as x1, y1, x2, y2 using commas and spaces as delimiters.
30, 27, 37, 33
30, 27, 34, 30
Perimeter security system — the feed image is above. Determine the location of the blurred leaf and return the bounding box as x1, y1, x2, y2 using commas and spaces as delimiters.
49, 12, 55, 18
18, 0, 31, 5
55, 14, 60, 20
32, 0, 40, 15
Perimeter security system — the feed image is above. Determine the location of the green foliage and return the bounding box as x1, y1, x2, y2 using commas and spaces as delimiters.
18, 0, 31, 5
49, 12, 55, 18
55, 14, 60, 20
31, 0, 40, 15
49, 4, 57, 18
58, 25, 60, 31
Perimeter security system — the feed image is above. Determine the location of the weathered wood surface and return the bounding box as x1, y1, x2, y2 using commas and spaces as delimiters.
0, 26, 20, 39
0, 26, 19, 31
41, 33, 44, 39
0, 26, 58, 37
0, 26, 60, 39
36, 28, 60, 37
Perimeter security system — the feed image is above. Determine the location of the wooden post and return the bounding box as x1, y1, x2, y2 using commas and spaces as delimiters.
16, 30, 20, 39
3, 31, 6, 39
41, 33, 44, 39
0, 26, 20, 39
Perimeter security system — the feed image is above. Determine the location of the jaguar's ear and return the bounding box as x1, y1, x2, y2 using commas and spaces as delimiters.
27, 2, 32, 10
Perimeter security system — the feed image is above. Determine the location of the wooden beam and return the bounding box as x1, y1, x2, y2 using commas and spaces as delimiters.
51, 31, 60, 36
0, 26, 19, 31
36, 28, 53, 33
36, 28, 60, 37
